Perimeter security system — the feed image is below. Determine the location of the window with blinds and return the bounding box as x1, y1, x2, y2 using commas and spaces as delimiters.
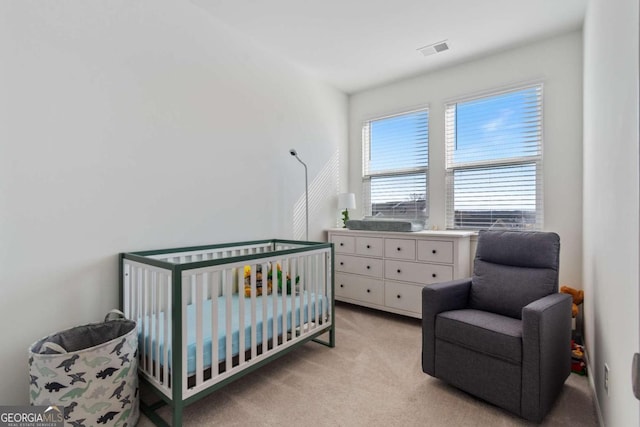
362, 108, 428, 222
445, 84, 543, 230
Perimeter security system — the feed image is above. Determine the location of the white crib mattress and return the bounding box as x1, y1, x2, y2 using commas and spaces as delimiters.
140, 292, 326, 376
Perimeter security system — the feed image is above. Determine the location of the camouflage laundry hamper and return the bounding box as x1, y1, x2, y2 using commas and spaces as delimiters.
28, 310, 139, 426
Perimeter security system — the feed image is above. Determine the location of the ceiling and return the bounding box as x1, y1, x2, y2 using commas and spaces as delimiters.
192, 0, 588, 94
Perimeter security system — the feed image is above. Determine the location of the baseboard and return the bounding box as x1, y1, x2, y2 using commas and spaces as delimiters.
583, 347, 605, 426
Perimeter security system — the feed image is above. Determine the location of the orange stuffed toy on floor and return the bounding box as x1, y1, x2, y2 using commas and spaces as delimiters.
560, 285, 584, 318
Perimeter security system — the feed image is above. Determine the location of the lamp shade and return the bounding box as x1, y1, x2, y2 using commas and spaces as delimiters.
338, 193, 356, 210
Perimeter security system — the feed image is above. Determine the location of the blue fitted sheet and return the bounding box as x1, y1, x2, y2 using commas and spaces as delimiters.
140, 292, 325, 375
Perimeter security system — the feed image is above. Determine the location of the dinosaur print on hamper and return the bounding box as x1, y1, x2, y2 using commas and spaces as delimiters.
29, 314, 139, 426
82, 402, 111, 415
115, 408, 131, 426
119, 395, 131, 408
110, 382, 126, 400
110, 338, 126, 356
119, 354, 129, 366
60, 380, 92, 401
44, 382, 67, 392
97, 367, 119, 379
84, 356, 111, 368
68, 372, 87, 384
114, 366, 130, 382
86, 385, 109, 399
64, 402, 78, 420
57, 354, 79, 372
97, 411, 119, 424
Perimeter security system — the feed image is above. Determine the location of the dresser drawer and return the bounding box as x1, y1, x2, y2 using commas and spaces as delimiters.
417, 240, 454, 264
385, 281, 422, 314
336, 255, 383, 278
335, 273, 384, 305
356, 237, 384, 257
332, 235, 355, 254
384, 238, 416, 260
385, 260, 454, 284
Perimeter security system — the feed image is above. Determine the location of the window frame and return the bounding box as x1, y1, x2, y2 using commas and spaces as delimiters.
444, 83, 544, 231
361, 106, 429, 223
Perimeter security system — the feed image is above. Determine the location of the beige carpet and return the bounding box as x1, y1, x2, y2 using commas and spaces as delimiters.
138, 302, 598, 426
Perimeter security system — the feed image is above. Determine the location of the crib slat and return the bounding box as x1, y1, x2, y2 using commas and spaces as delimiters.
182, 276, 189, 397
238, 267, 245, 365
195, 274, 204, 387
318, 254, 322, 325
250, 264, 257, 360
291, 260, 297, 339
153, 271, 161, 383
272, 262, 278, 349
309, 255, 316, 328
299, 257, 306, 335
307, 256, 313, 331
123, 264, 131, 317
315, 254, 322, 326
281, 260, 288, 344
211, 271, 219, 378
261, 263, 268, 353
225, 268, 232, 372
326, 252, 332, 322
163, 272, 170, 387
136, 268, 151, 371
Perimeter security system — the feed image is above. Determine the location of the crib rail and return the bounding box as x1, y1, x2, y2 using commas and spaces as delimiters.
120, 240, 333, 407
131, 239, 311, 265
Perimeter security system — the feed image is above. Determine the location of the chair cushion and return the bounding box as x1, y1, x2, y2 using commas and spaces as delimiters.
470, 260, 559, 319
470, 231, 560, 319
435, 309, 523, 364
473, 230, 560, 269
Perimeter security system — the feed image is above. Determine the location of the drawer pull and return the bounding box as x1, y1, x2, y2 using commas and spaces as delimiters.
366, 289, 371, 293
340, 284, 344, 288
432, 273, 437, 278
397, 269, 401, 273
397, 247, 402, 251
397, 294, 401, 299
366, 265, 371, 269
340, 262, 344, 266
366, 244, 371, 249
340, 243, 344, 246
432, 249, 437, 254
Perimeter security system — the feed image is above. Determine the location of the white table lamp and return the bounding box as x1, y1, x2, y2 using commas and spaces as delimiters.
338, 193, 356, 228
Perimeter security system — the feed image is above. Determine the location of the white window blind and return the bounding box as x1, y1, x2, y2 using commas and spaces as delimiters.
362, 109, 428, 222
445, 84, 543, 230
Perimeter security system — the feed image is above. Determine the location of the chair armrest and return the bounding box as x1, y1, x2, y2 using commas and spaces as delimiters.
422, 278, 472, 375
521, 293, 572, 422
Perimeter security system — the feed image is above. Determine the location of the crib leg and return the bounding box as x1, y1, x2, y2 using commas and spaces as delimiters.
328, 326, 335, 347
172, 402, 184, 427
312, 324, 335, 348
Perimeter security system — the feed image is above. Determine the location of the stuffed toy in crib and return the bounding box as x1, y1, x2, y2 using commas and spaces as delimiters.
244, 263, 300, 296
244, 264, 272, 297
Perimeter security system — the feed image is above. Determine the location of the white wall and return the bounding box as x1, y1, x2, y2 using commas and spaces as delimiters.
583, 0, 640, 425
0, 0, 347, 403
349, 32, 584, 287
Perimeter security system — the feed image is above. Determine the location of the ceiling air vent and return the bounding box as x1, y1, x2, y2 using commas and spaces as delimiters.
417, 40, 449, 57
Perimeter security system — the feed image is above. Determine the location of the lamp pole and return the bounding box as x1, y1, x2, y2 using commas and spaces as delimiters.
289, 149, 309, 241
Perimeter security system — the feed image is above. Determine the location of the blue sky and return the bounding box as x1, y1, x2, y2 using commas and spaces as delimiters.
367, 86, 540, 212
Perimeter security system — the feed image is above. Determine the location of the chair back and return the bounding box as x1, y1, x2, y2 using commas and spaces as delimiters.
470, 230, 560, 319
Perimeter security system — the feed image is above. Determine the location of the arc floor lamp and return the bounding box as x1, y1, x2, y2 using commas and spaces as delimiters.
289, 149, 309, 241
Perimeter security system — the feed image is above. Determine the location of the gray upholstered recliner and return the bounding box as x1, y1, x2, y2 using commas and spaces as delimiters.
422, 230, 572, 422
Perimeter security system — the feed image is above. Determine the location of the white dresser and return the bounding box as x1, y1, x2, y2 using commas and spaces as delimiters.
327, 228, 472, 318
